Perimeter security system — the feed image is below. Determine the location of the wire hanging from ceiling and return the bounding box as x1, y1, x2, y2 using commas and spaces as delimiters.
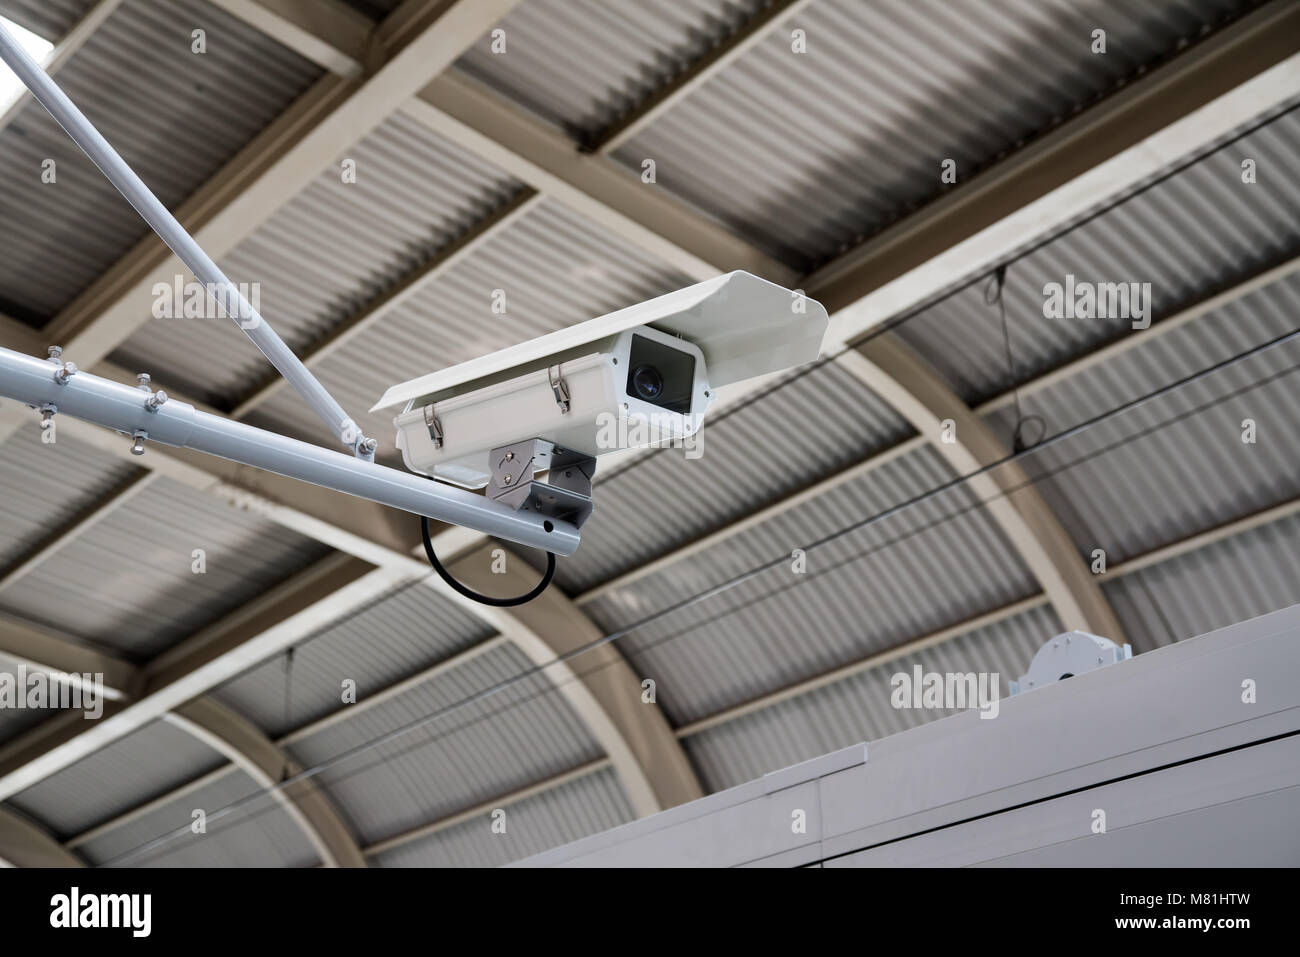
985, 263, 1046, 452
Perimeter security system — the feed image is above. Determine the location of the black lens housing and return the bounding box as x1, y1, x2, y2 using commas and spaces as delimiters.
630, 365, 664, 401
625, 334, 695, 414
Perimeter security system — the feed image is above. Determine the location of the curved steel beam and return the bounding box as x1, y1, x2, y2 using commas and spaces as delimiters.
446, 544, 704, 816
167, 697, 366, 868
0, 616, 366, 866
0, 805, 84, 867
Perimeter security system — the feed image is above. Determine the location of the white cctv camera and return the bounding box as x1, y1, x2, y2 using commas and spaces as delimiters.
372, 270, 828, 526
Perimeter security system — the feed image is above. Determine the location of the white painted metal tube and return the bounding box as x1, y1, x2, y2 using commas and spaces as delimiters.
0, 23, 369, 455
0, 346, 579, 555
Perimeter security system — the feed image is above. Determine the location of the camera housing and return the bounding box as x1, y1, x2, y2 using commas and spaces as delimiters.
373, 271, 829, 508
386, 324, 710, 489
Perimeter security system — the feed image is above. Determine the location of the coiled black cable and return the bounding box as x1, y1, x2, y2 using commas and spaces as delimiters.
419, 515, 556, 606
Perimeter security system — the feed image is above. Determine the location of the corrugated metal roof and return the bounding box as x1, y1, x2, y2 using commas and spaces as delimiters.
1104, 511, 1300, 654
894, 104, 1300, 404
0, 656, 56, 743
373, 765, 634, 867
213, 580, 494, 738
286, 640, 603, 845
551, 358, 911, 592
0, 0, 322, 323
111, 112, 526, 407
7, 717, 225, 837
584, 443, 1036, 726
455, 0, 765, 139
684, 603, 1060, 791
80, 767, 319, 867
0, 427, 139, 570
0, 0, 1292, 870
983, 271, 1300, 566
246, 198, 691, 459
0, 476, 331, 658
608, 0, 1258, 269
0, 0, 96, 41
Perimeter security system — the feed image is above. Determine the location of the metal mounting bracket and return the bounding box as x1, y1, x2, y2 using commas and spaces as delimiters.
487, 438, 595, 529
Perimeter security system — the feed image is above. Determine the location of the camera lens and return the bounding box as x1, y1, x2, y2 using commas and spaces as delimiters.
630, 365, 663, 401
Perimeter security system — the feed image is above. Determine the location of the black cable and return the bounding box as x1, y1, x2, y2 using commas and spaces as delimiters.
419, 514, 555, 606
986, 264, 1046, 452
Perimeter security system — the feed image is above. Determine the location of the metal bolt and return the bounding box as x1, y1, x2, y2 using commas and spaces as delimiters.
145, 390, 168, 411
361, 437, 377, 454
503, 474, 514, 485
47, 345, 62, 359
130, 431, 147, 456
53, 360, 77, 384
505, 451, 514, 461
136, 372, 151, 390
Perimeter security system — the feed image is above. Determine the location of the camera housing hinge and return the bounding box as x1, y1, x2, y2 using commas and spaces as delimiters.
488, 438, 595, 528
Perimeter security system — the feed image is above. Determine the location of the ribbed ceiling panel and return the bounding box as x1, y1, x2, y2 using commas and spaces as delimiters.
0, 0, 321, 322
894, 105, 1300, 404
285, 640, 602, 845
0, 427, 138, 570
584, 443, 1036, 726
1104, 512, 1300, 653
611, 0, 1256, 268
80, 767, 320, 868
111, 112, 524, 407
7, 718, 224, 837
987, 307, 1300, 567
373, 765, 633, 867
684, 602, 1060, 791
455, 0, 764, 138
213, 580, 494, 738
0, 477, 330, 658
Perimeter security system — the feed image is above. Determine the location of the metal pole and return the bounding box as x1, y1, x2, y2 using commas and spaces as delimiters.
0, 346, 578, 556
0, 22, 373, 457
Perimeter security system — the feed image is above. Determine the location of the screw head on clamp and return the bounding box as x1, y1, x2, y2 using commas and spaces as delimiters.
130, 431, 147, 456
47, 346, 62, 359
53, 361, 77, 384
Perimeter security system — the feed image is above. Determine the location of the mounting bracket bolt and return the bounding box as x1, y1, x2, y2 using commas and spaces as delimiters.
53, 361, 77, 384
145, 390, 168, 412
130, 430, 147, 456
